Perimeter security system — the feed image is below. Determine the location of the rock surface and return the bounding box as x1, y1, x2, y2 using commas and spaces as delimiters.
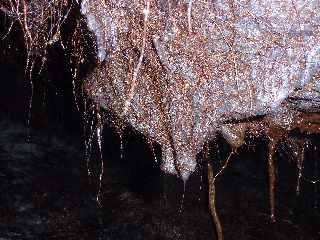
81, 0, 320, 179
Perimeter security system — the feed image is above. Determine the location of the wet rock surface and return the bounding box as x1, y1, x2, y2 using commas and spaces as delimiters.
0, 119, 319, 239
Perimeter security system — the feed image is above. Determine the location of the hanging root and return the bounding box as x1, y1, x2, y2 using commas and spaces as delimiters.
96, 107, 104, 206
123, 0, 150, 116
187, 0, 193, 34
268, 140, 276, 222
208, 162, 224, 240
296, 142, 305, 195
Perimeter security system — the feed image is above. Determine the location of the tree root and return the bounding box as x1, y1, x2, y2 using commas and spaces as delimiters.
208, 162, 224, 240
268, 140, 276, 222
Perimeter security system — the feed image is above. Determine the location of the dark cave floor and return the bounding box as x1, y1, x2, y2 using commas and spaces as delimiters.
0, 119, 319, 240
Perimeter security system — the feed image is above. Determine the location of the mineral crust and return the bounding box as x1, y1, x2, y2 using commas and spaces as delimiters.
81, 0, 320, 180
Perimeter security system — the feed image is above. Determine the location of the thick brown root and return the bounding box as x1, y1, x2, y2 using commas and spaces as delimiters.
208, 162, 224, 240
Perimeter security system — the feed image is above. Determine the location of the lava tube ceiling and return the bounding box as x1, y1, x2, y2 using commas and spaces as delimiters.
80, 0, 320, 181
1, 0, 319, 181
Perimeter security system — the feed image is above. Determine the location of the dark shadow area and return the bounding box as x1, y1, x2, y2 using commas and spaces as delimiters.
1, 116, 319, 239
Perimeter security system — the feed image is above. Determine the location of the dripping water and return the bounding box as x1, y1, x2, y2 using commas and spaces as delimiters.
83, 99, 89, 175
148, 140, 158, 163
179, 180, 186, 214
26, 60, 35, 143
83, 102, 95, 177
199, 161, 203, 202
120, 132, 124, 160
71, 75, 80, 112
